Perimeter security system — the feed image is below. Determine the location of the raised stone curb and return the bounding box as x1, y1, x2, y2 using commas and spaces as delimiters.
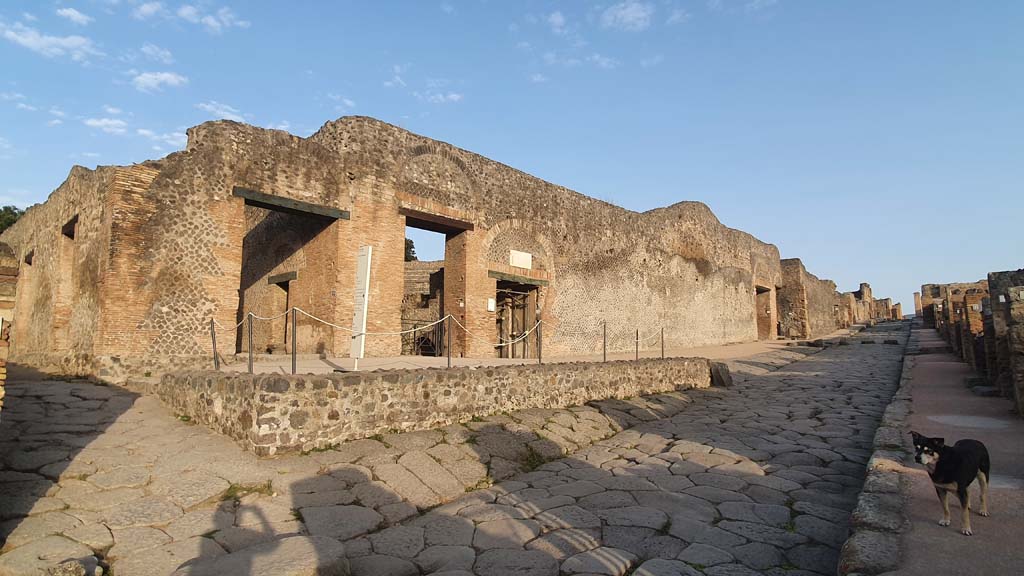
837, 344, 914, 575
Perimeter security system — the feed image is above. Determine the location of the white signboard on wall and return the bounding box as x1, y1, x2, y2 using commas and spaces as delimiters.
509, 250, 533, 270
350, 246, 373, 360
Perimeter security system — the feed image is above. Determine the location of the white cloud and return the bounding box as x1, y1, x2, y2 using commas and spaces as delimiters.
587, 53, 619, 69
56, 8, 94, 26
141, 42, 173, 64
529, 73, 548, 83
415, 91, 463, 104
22, 13, 38, 22
47, 118, 63, 127
195, 100, 245, 122
383, 64, 407, 88
179, 5, 250, 33
83, 117, 128, 134
133, 2, 167, 20
547, 11, 566, 34
49, 107, 65, 117
0, 22, 103, 61
440, 2, 455, 14
328, 94, 356, 109
131, 71, 188, 92
0, 92, 25, 101
601, 1, 655, 31
137, 128, 187, 148
15, 102, 37, 111
268, 121, 291, 131
543, 51, 582, 67
0, 137, 11, 149
667, 8, 691, 24
103, 105, 123, 115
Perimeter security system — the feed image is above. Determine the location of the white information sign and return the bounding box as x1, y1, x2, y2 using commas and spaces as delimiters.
350, 246, 373, 361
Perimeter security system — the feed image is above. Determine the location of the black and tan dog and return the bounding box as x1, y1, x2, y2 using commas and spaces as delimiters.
911, 431, 991, 535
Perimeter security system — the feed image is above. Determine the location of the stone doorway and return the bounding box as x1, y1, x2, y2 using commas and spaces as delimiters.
755, 285, 774, 341
495, 280, 539, 359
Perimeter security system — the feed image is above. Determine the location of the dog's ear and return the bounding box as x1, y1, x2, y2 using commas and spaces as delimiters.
910, 431, 921, 442
935, 437, 945, 447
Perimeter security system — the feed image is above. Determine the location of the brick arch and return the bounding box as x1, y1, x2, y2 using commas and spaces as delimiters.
481, 219, 555, 272
397, 143, 475, 210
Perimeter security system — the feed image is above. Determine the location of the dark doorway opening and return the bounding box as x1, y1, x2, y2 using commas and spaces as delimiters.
755, 285, 773, 341
496, 280, 539, 359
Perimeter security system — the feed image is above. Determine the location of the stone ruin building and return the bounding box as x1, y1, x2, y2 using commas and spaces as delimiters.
918, 270, 1024, 417
0, 116, 899, 382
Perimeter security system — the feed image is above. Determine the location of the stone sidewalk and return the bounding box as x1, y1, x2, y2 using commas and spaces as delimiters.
0, 324, 906, 575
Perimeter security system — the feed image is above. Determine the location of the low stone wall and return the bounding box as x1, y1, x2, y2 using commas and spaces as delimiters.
155, 356, 713, 455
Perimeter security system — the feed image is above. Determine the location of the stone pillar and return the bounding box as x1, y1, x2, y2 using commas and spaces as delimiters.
1005, 287, 1024, 417
444, 229, 492, 357
913, 292, 922, 318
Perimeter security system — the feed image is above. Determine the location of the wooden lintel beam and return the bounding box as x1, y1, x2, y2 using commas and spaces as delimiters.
233, 187, 350, 220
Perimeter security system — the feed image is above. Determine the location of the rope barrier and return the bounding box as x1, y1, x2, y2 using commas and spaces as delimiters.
451, 316, 541, 348
637, 328, 663, 344
249, 310, 291, 321
293, 307, 451, 337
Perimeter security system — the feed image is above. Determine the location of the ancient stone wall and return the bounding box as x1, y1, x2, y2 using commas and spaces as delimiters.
154, 356, 713, 455
1005, 287, 1024, 416
1, 116, 894, 379
0, 244, 15, 419
987, 270, 1024, 396
778, 258, 842, 339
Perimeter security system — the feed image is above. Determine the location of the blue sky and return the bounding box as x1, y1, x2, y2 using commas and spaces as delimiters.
2, 1, 1022, 309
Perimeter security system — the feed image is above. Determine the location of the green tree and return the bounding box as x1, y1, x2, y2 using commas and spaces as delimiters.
0, 205, 24, 235
404, 238, 418, 262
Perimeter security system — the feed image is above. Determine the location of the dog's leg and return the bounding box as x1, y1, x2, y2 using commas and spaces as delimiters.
978, 472, 990, 517
937, 487, 951, 526
958, 486, 972, 535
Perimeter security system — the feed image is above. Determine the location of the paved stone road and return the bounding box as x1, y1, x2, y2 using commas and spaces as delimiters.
0, 324, 906, 575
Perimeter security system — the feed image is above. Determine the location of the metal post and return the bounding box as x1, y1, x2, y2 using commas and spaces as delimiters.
537, 321, 543, 365
291, 308, 297, 375
210, 318, 220, 370
446, 315, 452, 368
661, 327, 665, 359
247, 313, 254, 374
635, 328, 639, 361
603, 322, 607, 362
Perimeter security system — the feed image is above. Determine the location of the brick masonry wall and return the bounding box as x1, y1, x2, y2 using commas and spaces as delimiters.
0, 116, 895, 380
1005, 287, 1024, 416
154, 356, 713, 455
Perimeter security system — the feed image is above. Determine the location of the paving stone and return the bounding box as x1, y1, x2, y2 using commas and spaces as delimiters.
597, 506, 669, 530
113, 536, 226, 576
171, 535, 348, 576
684, 485, 752, 504
677, 543, 734, 566
703, 563, 761, 576
6, 448, 70, 471
717, 520, 809, 548
103, 495, 183, 529
526, 528, 601, 561
690, 473, 747, 492
717, 502, 791, 527
534, 505, 601, 531
163, 507, 235, 541
794, 513, 848, 548
1, 511, 82, 551
351, 480, 403, 508
633, 558, 703, 576
788, 543, 841, 574
731, 542, 784, 570
791, 500, 849, 525
415, 545, 476, 573
458, 503, 526, 522
64, 522, 113, 552
87, 466, 151, 490
743, 475, 802, 493
234, 496, 297, 527
108, 526, 172, 559
374, 463, 441, 509
549, 480, 605, 498
379, 501, 420, 525
561, 546, 638, 575
422, 513, 476, 546
474, 549, 559, 576
398, 451, 465, 501
349, 554, 418, 576
211, 521, 303, 552
0, 535, 94, 576
633, 491, 718, 523
668, 518, 747, 549
302, 505, 383, 541
369, 525, 425, 559
473, 518, 542, 549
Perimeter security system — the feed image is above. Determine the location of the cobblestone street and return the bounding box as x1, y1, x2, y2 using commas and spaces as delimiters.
0, 324, 908, 576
